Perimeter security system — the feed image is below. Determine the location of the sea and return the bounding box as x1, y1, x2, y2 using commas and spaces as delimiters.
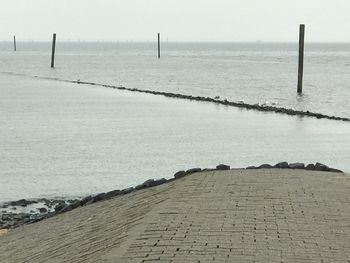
0, 42, 349, 202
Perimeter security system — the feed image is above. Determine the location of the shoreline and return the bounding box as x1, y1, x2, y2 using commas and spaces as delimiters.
0, 161, 343, 231
2, 71, 350, 122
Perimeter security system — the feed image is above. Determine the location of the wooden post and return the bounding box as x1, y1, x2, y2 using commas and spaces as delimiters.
297, 24, 305, 93
51, 33, 57, 68
157, 33, 160, 59
13, 36, 17, 51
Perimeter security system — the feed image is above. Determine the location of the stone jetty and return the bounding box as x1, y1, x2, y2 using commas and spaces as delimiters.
2, 71, 350, 122
1, 167, 350, 262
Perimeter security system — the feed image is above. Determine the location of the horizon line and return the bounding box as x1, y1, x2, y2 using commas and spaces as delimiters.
2, 40, 350, 44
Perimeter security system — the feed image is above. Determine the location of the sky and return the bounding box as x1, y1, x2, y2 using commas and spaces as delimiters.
1, 0, 349, 42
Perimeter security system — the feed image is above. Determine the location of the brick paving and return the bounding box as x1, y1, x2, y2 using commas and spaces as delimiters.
1, 169, 350, 262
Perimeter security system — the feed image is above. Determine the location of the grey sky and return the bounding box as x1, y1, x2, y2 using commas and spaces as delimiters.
1, 0, 349, 42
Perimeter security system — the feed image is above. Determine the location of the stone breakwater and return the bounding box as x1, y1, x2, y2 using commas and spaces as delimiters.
0, 162, 343, 231
2, 71, 350, 122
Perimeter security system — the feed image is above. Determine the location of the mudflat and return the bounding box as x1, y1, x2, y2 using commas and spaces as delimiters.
1, 169, 350, 263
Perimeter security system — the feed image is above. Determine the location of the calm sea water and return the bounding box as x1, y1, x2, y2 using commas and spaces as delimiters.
0, 42, 350, 117
0, 42, 350, 202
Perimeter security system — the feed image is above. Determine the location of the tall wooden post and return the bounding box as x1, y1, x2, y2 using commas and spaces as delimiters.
297, 24, 305, 93
51, 33, 57, 68
13, 36, 17, 51
157, 33, 160, 59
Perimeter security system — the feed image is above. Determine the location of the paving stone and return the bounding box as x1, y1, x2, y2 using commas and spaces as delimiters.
0, 169, 350, 263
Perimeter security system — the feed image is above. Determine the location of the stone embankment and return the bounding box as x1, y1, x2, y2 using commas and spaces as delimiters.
0, 162, 343, 230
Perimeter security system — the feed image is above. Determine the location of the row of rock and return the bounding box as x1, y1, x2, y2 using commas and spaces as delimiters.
0, 198, 78, 229
246, 162, 343, 173
3, 72, 349, 122
69, 80, 349, 122
0, 213, 48, 229
0, 162, 343, 230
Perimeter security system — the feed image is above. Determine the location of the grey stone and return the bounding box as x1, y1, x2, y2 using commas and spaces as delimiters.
152, 178, 167, 187
186, 168, 202, 174
315, 162, 329, 171
105, 190, 121, 199
120, 187, 134, 195
274, 162, 289, 169
306, 164, 315, 170
80, 196, 93, 206
92, 193, 106, 203
69, 200, 81, 209
289, 163, 305, 169
142, 179, 155, 188
174, 171, 186, 179
59, 204, 73, 213
54, 203, 66, 213
259, 164, 273, 169
134, 184, 144, 190
135, 179, 155, 190
216, 164, 230, 170
38, 208, 48, 214
9, 199, 31, 207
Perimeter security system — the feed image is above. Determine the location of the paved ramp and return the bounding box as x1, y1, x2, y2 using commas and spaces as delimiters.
1, 169, 350, 262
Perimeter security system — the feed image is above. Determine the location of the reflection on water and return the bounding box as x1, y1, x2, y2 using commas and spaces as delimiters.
0, 74, 349, 202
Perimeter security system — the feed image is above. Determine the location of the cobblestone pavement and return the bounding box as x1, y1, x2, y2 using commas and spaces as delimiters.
1, 169, 350, 263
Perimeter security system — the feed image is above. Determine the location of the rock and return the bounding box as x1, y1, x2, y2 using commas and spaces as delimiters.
306, 164, 315, 170
259, 164, 273, 169
2, 214, 13, 221
105, 190, 121, 199
142, 179, 155, 188
80, 195, 93, 206
69, 200, 81, 209
30, 214, 46, 223
120, 187, 134, 195
174, 171, 186, 179
289, 163, 305, 169
186, 168, 202, 174
328, 168, 343, 173
135, 179, 155, 190
274, 162, 289, 169
216, 164, 230, 170
152, 178, 167, 186
92, 193, 106, 203
37, 208, 48, 214
315, 162, 329, 171
9, 199, 37, 207
59, 204, 73, 213
54, 203, 66, 213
